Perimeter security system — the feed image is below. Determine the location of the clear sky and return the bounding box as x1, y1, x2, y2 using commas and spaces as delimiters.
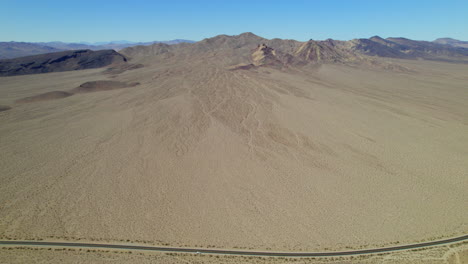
1, 0, 467, 42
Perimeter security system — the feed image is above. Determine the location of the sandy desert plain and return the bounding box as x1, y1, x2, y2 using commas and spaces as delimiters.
0, 33, 467, 263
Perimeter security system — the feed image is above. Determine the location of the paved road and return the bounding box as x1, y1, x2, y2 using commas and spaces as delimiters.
1, 235, 467, 257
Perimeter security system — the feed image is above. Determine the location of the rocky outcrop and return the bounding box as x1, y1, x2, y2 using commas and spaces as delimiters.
251, 44, 283, 66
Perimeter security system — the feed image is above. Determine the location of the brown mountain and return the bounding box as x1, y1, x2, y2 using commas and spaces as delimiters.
121, 32, 468, 69
294, 39, 363, 63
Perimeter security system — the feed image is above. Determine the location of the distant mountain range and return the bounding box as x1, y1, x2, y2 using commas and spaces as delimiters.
122, 33, 468, 67
2, 36, 467, 61
0, 39, 195, 59
1, 33, 468, 77
78, 40, 194, 46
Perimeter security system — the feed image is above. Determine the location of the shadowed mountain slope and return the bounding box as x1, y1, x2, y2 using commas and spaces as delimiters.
0, 49, 127, 76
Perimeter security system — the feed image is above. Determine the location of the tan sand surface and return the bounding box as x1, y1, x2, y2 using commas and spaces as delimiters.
0, 52, 467, 252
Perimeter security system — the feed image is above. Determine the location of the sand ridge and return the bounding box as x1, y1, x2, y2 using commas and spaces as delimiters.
10, 80, 141, 107
71, 81, 140, 93
15, 91, 73, 103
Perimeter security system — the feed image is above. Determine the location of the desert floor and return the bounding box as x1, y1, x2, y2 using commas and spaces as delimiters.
0, 56, 467, 253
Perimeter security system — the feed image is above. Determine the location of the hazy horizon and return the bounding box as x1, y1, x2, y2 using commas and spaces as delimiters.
2, 33, 467, 45
1, 39, 196, 44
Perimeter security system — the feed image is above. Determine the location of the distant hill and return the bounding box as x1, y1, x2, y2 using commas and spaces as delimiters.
0, 42, 63, 59
433, 38, 468, 48
80, 39, 195, 46
0, 49, 127, 76
36, 42, 98, 51
0, 40, 196, 59
40, 40, 195, 51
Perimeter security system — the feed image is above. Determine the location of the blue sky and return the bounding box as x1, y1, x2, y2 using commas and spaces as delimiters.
1, 0, 467, 42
